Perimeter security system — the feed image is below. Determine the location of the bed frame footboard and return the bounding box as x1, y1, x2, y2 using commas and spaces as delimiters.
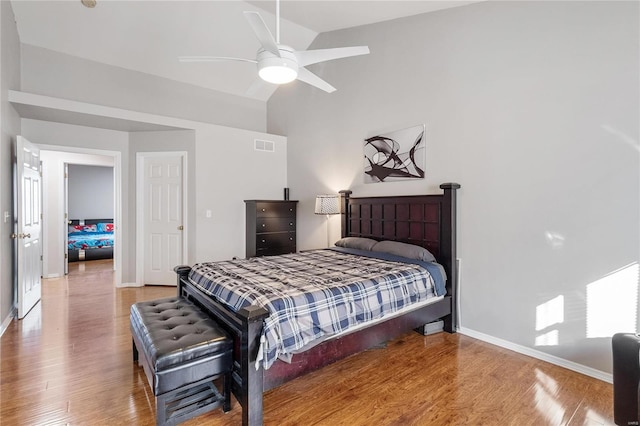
175, 266, 268, 426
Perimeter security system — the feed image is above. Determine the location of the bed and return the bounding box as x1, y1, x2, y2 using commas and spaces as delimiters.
175, 183, 460, 425
68, 219, 114, 262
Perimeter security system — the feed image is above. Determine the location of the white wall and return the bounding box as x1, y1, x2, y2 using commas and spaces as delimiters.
0, 0, 22, 331
21, 44, 267, 133
128, 126, 287, 271
192, 125, 287, 262
268, 1, 639, 378
68, 165, 114, 219
33, 124, 122, 279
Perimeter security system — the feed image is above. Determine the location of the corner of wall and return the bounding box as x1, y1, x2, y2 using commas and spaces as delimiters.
1, 0, 22, 331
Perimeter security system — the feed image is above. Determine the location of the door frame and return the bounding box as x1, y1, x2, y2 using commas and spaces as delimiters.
39, 144, 122, 286
64, 162, 115, 274
63, 163, 68, 276
135, 151, 188, 286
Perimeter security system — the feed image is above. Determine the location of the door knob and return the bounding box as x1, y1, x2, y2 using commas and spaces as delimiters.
177, 225, 184, 231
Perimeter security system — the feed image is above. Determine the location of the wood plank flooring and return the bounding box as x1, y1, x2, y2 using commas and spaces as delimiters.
0, 260, 614, 425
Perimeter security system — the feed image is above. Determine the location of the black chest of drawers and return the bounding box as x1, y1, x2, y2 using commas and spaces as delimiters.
245, 200, 298, 258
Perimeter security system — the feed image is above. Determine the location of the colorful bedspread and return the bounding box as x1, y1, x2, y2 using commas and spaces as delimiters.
68, 232, 114, 250
188, 248, 444, 369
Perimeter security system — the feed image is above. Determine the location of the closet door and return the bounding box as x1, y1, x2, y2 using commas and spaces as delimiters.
138, 152, 186, 285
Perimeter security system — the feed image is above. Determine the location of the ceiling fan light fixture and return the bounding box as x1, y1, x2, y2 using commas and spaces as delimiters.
257, 47, 298, 85
259, 65, 298, 84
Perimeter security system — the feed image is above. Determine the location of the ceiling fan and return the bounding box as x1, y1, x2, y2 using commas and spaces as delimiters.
179, 0, 370, 93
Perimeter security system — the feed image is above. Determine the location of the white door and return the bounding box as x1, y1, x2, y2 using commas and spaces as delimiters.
15, 136, 42, 319
140, 153, 185, 285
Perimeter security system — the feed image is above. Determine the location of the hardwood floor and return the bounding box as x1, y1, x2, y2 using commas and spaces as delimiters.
1, 260, 614, 425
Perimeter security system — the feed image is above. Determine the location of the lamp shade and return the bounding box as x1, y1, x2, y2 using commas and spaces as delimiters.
314, 195, 340, 215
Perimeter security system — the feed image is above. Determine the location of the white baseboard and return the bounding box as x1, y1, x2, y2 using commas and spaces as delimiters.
116, 281, 144, 288
458, 326, 613, 384
44, 273, 60, 279
0, 307, 16, 338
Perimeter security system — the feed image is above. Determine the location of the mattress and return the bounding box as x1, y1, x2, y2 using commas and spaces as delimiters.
188, 248, 445, 369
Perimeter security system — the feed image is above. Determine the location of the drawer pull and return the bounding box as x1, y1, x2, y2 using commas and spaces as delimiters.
261, 208, 266, 212
262, 224, 266, 227
289, 222, 293, 226
261, 239, 266, 243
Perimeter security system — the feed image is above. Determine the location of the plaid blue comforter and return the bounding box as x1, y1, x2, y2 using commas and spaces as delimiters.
188, 249, 442, 369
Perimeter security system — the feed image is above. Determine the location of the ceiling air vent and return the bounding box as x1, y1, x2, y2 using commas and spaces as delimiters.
254, 139, 275, 152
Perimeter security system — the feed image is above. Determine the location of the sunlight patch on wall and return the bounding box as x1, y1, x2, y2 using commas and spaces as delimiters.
536, 295, 564, 331
600, 124, 640, 152
535, 295, 563, 347
544, 231, 565, 249
587, 262, 639, 338
535, 330, 559, 347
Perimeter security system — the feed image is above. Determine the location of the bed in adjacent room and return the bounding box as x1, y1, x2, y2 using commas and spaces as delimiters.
175, 183, 460, 426
68, 219, 114, 262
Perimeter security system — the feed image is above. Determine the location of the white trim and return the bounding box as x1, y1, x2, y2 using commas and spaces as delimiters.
9, 90, 192, 131
44, 273, 61, 279
458, 326, 613, 384
136, 151, 188, 286
116, 282, 143, 288
0, 307, 16, 338
136, 154, 143, 287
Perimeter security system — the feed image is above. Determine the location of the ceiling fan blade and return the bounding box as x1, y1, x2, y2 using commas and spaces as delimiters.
245, 77, 273, 98
296, 67, 336, 93
295, 46, 370, 67
243, 11, 281, 57
179, 56, 257, 63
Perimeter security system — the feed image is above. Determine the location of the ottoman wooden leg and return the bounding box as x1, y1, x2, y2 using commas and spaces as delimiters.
132, 339, 139, 362
223, 372, 231, 413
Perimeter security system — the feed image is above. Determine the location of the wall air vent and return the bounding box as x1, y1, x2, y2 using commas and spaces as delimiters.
254, 139, 275, 152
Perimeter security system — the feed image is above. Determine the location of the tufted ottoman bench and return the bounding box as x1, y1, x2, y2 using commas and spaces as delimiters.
130, 297, 232, 426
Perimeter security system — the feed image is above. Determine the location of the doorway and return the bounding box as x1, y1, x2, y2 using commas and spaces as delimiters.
40, 147, 122, 286
65, 164, 115, 275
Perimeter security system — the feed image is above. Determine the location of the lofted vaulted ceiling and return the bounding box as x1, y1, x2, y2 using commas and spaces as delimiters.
11, 1, 479, 102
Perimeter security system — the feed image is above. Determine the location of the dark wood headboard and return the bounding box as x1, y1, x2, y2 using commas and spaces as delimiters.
69, 218, 113, 226
339, 183, 460, 307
